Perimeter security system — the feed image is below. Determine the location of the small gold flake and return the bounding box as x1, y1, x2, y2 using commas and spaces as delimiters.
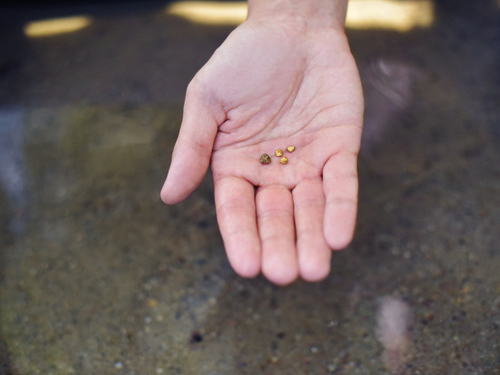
286, 146, 295, 153
260, 154, 271, 164
280, 156, 288, 164
275, 149, 283, 157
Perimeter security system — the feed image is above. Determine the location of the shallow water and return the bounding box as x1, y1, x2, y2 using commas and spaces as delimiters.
1, 1, 499, 374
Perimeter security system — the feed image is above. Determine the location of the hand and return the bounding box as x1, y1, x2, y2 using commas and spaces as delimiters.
161, 16, 364, 285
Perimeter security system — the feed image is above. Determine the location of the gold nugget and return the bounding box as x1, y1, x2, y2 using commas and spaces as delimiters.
280, 156, 288, 164
275, 149, 283, 157
286, 146, 295, 153
260, 154, 271, 164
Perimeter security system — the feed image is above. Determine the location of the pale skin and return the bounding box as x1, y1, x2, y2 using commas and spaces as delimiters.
161, 0, 364, 285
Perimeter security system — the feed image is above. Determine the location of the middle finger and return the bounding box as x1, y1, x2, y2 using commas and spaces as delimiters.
256, 185, 298, 285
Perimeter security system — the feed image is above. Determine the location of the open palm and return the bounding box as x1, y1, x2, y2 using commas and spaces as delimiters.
161, 19, 364, 285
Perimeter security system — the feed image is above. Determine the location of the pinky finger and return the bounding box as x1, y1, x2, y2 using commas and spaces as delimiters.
323, 151, 359, 250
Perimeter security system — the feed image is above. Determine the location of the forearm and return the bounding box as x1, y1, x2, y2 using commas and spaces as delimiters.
247, 0, 349, 29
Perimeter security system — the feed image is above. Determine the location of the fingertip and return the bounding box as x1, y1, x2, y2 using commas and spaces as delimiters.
324, 198, 357, 250
298, 243, 332, 282
300, 262, 331, 282
160, 147, 210, 205
324, 219, 355, 250
329, 239, 351, 251
224, 235, 261, 279
262, 262, 299, 286
160, 172, 190, 205
232, 256, 261, 279
160, 181, 178, 205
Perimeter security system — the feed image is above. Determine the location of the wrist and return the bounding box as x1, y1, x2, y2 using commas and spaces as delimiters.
247, 0, 348, 30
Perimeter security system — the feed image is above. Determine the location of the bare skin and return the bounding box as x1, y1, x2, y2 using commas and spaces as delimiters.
161, 0, 364, 285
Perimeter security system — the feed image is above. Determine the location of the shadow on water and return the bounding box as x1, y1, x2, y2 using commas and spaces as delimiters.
0, 110, 27, 375
0, 190, 14, 375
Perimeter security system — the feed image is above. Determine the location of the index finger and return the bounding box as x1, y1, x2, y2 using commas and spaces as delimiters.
214, 176, 261, 278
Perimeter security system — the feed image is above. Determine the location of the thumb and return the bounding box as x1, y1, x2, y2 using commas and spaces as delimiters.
161, 82, 223, 204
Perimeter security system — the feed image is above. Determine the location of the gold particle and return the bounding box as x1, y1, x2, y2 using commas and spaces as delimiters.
260, 154, 271, 164
280, 156, 288, 164
286, 146, 295, 153
275, 149, 283, 157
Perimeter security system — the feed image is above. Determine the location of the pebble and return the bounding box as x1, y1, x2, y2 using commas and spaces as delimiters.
260, 154, 271, 164
327, 364, 336, 372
